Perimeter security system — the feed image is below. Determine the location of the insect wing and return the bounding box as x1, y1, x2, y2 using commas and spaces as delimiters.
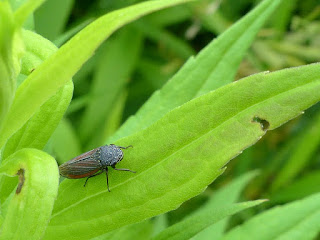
59, 148, 102, 179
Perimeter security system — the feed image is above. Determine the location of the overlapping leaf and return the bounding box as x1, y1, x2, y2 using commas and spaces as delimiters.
0, 0, 191, 149
0, 148, 59, 240
108, 0, 283, 143
222, 192, 320, 240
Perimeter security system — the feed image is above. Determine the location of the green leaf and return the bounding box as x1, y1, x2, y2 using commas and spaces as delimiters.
34, 0, 74, 41
100, 90, 128, 144
0, 0, 191, 149
54, 18, 92, 47
46, 63, 320, 239
134, 20, 195, 59
2, 81, 73, 159
222, 192, 320, 240
12, 30, 74, 155
13, 0, 44, 27
153, 200, 265, 240
152, 214, 169, 237
66, 95, 90, 115
271, 170, 320, 203
50, 118, 82, 165
136, 58, 174, 91
0, 30, 73, 204
108, 0, 283, 143
193, 171, 259, 240
147, 5, 191, 27
0, 81, 72, 201
91, 221, 153, 240
252, 132, 297, 197
196, 4, 230, 35
271, 109, 320, 191
20, 29, 58, 74
0, 148, 59, 240
0, 2, 20, 129
79, 28, 142, 148
269, 0, 298, 35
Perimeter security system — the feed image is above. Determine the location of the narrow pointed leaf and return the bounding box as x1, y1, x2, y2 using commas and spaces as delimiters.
34, 0, 74, 40
271, 110, 320, 191
222, 192, 320, 240
108, 0, 283, 142
13, 0, 44, 27
91, 221, 153, 240
0, 2, 20, 128
80, 28, 142, 147
0, 30, 73, 205
0, 0, 191, 149
193, 171, 259, 240
271, 170, 320, 203
3, 30, 73, 160
153, 200, 265, 240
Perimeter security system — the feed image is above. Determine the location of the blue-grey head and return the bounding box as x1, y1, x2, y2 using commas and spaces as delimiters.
100, 144, 124, 167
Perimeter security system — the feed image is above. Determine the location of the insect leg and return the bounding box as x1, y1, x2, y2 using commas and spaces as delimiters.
105, 167, 110, 192
83, 170, 103, 187
111, 165, 136, 173
117, 145, 133, 149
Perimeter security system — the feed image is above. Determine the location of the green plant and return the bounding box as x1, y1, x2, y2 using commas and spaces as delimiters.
0, 0, 320, 239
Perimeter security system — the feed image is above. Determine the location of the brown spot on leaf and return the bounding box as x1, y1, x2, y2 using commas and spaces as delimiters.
252, 116, 270, 131
16, 169, 25, 194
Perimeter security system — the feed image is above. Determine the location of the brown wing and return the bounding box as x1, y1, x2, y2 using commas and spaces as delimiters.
59, 148, 102, 179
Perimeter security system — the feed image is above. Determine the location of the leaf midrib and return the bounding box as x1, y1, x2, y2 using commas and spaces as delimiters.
50, 77, 319, 221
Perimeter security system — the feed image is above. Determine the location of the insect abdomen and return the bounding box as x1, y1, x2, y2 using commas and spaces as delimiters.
60, 167, 101, 179
59, 149, 102, 179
